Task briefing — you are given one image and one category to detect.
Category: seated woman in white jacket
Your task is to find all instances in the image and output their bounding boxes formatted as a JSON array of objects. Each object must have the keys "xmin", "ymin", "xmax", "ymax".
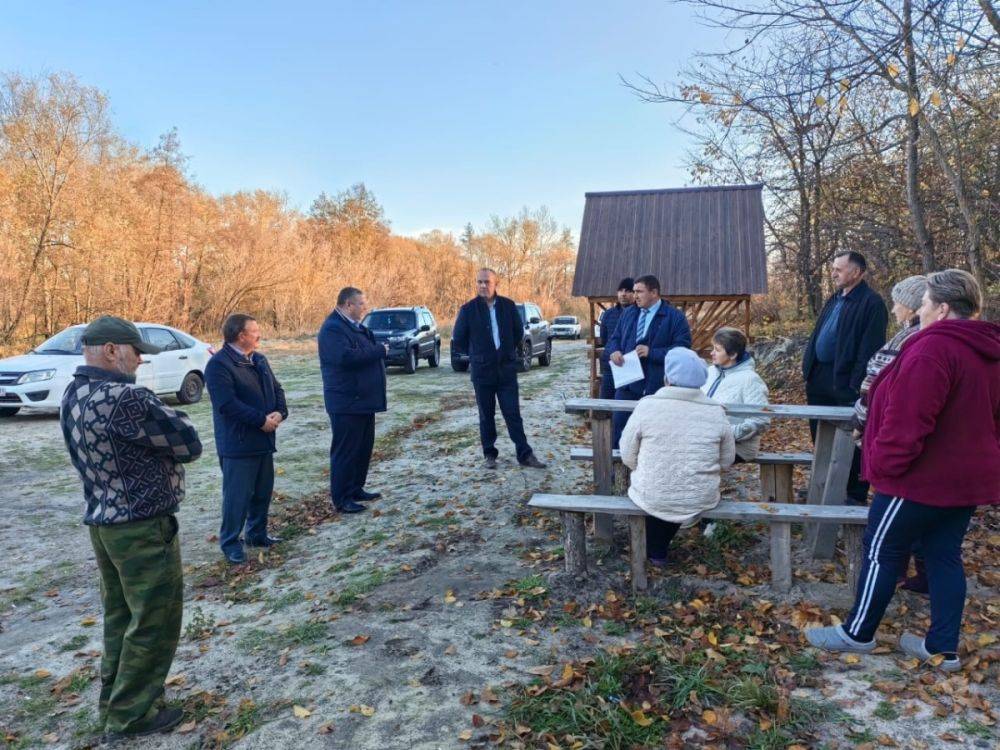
[
  {"xmin": 701, "ymin": 328, "xmax": 770, "ymax": 461},
  {"xmin": 620, "ymin": 347, "xmax": 736, "ymax": 566}
]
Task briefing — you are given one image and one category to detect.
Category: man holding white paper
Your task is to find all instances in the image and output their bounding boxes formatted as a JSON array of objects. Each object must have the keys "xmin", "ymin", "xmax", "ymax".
[{"xmin": 603, "ymin": 275, "xmax": 692, "ymax": 446}]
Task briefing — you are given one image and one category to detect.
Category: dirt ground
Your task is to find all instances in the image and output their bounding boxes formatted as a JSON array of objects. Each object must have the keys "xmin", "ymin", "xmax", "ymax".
[{"xmin": 0, "ymin": 339, "xmax": 996, "ymax": 750}]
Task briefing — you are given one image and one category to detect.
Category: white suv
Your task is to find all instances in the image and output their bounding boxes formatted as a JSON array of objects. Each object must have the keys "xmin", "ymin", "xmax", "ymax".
[
  {"xmin": 0, "ymin": 324, "xmax": 214, "ymax": 417},
  {"xmin": 551, "ymin": 316, "xmax": 582, "ymax": 339}
]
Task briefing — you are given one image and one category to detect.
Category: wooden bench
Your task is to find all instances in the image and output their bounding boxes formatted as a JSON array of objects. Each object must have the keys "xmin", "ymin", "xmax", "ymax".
[
  {"xmin": 529, "ymin": 493, "xmax": 869, "ymax": 595},
  {"xmin": 569, "ymin": 448, "xmax": 812, "ymax": 504}
]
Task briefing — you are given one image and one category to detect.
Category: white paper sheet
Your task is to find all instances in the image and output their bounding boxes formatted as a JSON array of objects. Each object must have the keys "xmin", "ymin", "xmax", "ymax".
[{"xmin": 610, "ymin": 350, "xmax": 644, "ymax": 389}]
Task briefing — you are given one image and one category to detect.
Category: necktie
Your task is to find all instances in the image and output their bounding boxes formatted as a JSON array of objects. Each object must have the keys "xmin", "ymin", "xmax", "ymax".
[{"xmin": 636, "ymin": 308, "xmax": 648, "ymax": 341}]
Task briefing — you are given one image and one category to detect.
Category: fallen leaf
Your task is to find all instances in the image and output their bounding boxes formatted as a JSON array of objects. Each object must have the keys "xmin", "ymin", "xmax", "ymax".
[
  {"xmin": 702, "ymin": 709, "xmax": 718, "ymax": 725},
  {"xmin": 349, "ymin": 635, "xmax": 370, "ymax": 647},
  {"xmin": 293, "ymin": 705, "xmax": 312, "ymax": 718},
  {"xmin": 526, "ymin": 665, "xmax": 555, "ymax": 677},
  {"xmin": 165, "ymin": 673, "xmax": 186, "ymax": 686},
  {"xmin": 444, "ymin": 590, "xmax": 457, "ymax": 604},
  {"xmin": 318, "ymin": 722, "xmax": 335, "ymax": 734},
  {"xmin": 41, "ymin": 733, "xmax": 59, "ymax": 744},
  {"xmin": 80, "ymin": 617, "xmax": 97, "ymax": 627},
  {"xmin": 34, "ymin": 669, "xmax": 52, "ymax": 679},
  {"xmin": 458, "ymin": 729, "xmax": 473, "ymax": 741},
  {"xmin": 976, "ymin": 633, "xmax": 997, "ymax": 647},
  {"xmin": 177, "ymin": 721, "xmax": 197, "ymax": 734}
]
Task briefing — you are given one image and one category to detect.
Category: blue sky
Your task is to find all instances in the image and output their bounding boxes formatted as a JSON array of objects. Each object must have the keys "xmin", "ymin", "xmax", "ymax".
[{"xmin": 2, "ymin": 1, "xmax": 721, "ymax": 237}]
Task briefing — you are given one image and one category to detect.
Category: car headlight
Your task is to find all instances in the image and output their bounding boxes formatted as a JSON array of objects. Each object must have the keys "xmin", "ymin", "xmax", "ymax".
[{"xmin": 17, "ymin": 369, "xmax": 56, "ymax": 384}]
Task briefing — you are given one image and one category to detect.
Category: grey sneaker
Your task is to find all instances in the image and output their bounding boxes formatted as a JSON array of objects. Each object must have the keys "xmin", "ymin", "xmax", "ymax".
[
  {"xmin": 899, "ymin": 632, "xmax": 961, "ymax": 672},
  {"xmin": 804, "ymin": 624, "xmax": 877, "ymax": 654}
]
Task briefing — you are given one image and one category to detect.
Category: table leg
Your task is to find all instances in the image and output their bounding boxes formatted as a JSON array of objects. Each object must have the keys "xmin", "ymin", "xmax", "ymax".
[
  {"xmin": 811, "ymin": 424, "xmax": 856, "ymax": 559},
  {"xmin": 592, "ymin": 414, "xmax": 614, "ymax": 543}
]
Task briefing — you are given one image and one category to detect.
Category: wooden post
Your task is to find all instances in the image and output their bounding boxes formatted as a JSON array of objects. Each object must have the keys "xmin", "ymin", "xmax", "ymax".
[
  {"xmin": 774, "ymin": 465, "xmax": 794, "ymax": 504},
  {"xmin": 770, "ymin": 523, "xmax": 792, "ymax": 592},
  {"xmin": 592, "ymin": 414, "xmax": 615, "ymax": 542},
  {"xmin": 811, "ymin": 425, "xmax": 856, "ymax": 559},
  {"xmin": 561, "ymin": 512, "xmax": 587, "ymax": 575},
  {"xmin": 588, "ymin": 299, "xmax": 598, "ymax": 398},
  {"xmin": 627, "ymin": 516, "xmax": 647, "ymax": 592},
  {"xmin": 804, "ymin": 420, "xmax": 835, "ymax": 547},
  {"xmin": 760, "ymin": 465, "xmax": 777, "ymax": 502},
  {"xmin": 843, "ymin": 524, "xmax": 864, "ymax": 598}
]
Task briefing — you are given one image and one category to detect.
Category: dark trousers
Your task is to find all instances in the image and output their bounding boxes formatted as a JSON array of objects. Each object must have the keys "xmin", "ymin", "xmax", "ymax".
[
  {"xmin": 806, "ymin": 362, "xmax": 868, "ymax": 504},
  {"xmin": 612, "ymin": 382, "xmax": 644, "ymax": 448},
  {"xmin": 472, "ymin": 369, "xmax": 532, "ymax": 462},
  {"xmin": 647, "ymin": 516, "xmax": 681, "ymax": 559},
  {"xmin": 599, "ymin": 366, "xmax": 616, "ymax": 400},
  {"xmin": 843, "ymin": 492, "xmax": 974, "ymax": 655},
  {"xmin": 219, "ymin": 454, "xmax": 274, "ymax": 555},
  {"xmin": 329, "ymin": 412, "xmax": 375, "ymax": 507},
  {"xmin": 90, "ymin": 516, "xmax": 183, "ymax": 733}
]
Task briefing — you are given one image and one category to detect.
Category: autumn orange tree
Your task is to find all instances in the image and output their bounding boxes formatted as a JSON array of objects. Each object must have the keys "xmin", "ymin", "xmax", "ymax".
[{"xmin": 0, "ymin": 72, "xmax": 580, "ymax": 353}]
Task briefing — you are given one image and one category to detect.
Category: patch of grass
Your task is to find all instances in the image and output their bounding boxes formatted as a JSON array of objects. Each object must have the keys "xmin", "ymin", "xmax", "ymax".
[
  {"xmin": 237, "ymin": 620, "xmax": 328, "ymax": 653},
  {"xmin": 226, "ymin": 698, "xmax": 265, "ymax": 739},
  {"xmin": 418, "ymin": 515, "xmax": 457, "ymax": 529},
  {"xmin": 268, "ymin": 589, "xmax": 305, "ymax": 612},
  {"xmin": 301, "ymin": 662, "xmax": 326, "ymax": 676},
  {"xmin": 184, "ymin": 606, "xmax": 216, "ymax": 640},
  {"xmin": 847, "ymin": 726, "xmax": 877, "ymax": 744},
  {"xmin": 958, "ymin": 718, "xmax": 994, "ymax": 740},
  {"xmin": 603, "ymin": 621, "xmax": 629, "ymax": 637},
  {"xmin": 873, "ymin": 700, "xmax": 899, "ymax": 721},
  {"xmin": 727, "ymin": 677, "xmax": 779, "ymax": 713},
  {"xmin": 788, "ymin": 650, "xmax": 822, "ymax": 674},
  {"xmin": 65, "ymin": 670, "xmax": 95, "ymax": 695},
  {"xmin": 325, "ymin": 560, "xmax": 351, "ymax": 574},
  {"xmin": 333, "ymin": 566, "xmax": 397, "ymax": 605},
  {"xmin": 505, "ymin": 649, "xmax": 667, "ymax": 750},
  {"xmin": 59, "ymin": 634, "xmax": 89, "ymax": 652},
  {"xmin": 510, "ymin": 575, "xmax": 547, "ymax": 600},
  {"xmin": 633, "ymin": 596, "xmax": 659, "ymax": 618}
]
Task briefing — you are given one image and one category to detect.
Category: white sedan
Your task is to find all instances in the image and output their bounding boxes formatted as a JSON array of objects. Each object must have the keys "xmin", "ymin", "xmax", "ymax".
[{"xmin": 0, "ymin": 324, "xmax": 215, "ymax": 417}]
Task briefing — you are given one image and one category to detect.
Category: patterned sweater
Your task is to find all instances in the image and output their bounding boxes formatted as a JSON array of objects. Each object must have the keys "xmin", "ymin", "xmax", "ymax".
[
  {"xmin": 853, "ymin": 318, "xmax": 920, "ymax": 432},
  {"xmin": 61, "ymin": 366, "xmax": 203, "ymax": 526}
]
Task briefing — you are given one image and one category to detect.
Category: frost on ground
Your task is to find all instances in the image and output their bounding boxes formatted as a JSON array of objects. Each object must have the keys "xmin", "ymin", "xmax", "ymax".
[{"xmin": 0, "ymin": 339, "xmax": 996, "ymax": 750}]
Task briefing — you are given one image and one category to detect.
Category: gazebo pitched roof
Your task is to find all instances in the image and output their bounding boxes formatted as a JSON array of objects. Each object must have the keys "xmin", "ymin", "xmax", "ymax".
[{"xmin": 572, "ymin": 184, "xmax": 768, "ymax": 298}]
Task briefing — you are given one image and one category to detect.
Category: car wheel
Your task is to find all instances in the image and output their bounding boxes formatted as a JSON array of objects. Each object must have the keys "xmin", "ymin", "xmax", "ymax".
[
  {"xmin": 0, "ymin": 407, "xmax": 20, "ymax": 418},
  {"xmin": 404, "ymin": 347, "xmax": 418, "ymax": 374},
  {"xmin": 538, "ymin": 338, "xmax": 552, "ymax": 367},
  {"xmin": 428, "ymin": 342, "xmax": 441, "ymax": 368},
  {"xmin": 520, "ymin": 343, "xmax": 532, "ymax": 372},
  {"xmin": 176, "ymin": 372, "xmax": 205, "ymax": 404}
]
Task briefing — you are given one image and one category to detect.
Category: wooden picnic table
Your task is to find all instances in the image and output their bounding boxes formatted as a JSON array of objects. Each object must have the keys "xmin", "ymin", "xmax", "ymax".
[{"xmin": 564, "ymin": 397, "xmax": 858, "ymax": 560}]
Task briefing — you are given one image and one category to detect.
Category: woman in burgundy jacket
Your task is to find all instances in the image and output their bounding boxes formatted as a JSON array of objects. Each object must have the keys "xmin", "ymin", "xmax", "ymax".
[{"xmin": 806, "ymin": 269, "xmax": 999, "ymax": 671}]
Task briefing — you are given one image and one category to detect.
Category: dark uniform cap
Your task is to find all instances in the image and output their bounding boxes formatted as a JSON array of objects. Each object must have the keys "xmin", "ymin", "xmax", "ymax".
[{"xmin": 81, "ymin": 316, "xmax": 162, "ymax": 354}]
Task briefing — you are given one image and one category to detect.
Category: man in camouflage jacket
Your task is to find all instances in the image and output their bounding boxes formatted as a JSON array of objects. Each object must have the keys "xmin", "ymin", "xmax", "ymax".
[{"xmin": 60, "ymin": 316, "xmax": 202, "ymax": 740}]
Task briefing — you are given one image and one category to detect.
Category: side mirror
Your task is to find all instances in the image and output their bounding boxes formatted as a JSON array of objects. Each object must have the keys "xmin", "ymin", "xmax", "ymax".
[
  {"xmin": 419, "ymin": 324, "xmax": 430, "ymax": 332},
  {"xmin": 529, "ymin": 317, "xmax": 540, "ymax": 324}
]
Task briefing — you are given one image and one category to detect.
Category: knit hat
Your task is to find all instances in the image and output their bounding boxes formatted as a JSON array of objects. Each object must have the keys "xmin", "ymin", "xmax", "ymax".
[
  {"xmin": 891, "ymin": 275, "xmax": 927, "ymax": 312},
  {"xmin": 617, "ymin": 277, "xmax": 635, "ymax": 292},
  {"xmin": 664, "ymin": 347, "xmax": 708, "ymax": 388}
]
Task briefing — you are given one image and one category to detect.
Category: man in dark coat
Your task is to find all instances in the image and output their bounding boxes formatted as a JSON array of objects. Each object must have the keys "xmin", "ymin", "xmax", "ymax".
[
  {"xmin": 604, "ymin": 274, "xmax": 692, "ymax": 446},
  {"xmin": 318, "ymin": 286, "xmax": 388, "ymax": 514},
  {"xmin": 597, "ymin": 278, "xmax": 635, "ymax": 399},
  {"xmin": 205, "ymin": 314, "xmax": 288, "ymax": 564},
  {"xmin": 452, "ymin": 268, "xmax": 546, "ymax": 470},
  {"xmin": 802, "ymin": 250, "xmax": 888, "ymax": 505}
]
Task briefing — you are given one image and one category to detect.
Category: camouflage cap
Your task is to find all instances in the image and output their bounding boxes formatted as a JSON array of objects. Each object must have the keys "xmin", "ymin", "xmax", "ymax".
[{"xmin": 81, "ymin": 316, "xmax": 162, "ymax": 354}]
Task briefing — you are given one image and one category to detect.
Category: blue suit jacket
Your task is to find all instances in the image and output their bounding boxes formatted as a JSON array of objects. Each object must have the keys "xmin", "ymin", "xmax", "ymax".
[
  {"xmin": 451, "ymin": 295, "xmax": 523, "ymax": 383},
  {"xmin": 604, "ymin": 301, "xmax": 692, "ymax": 396},
  {"xmin": 205, "ymin": 346, "xmax": 288, "ymax": 458},
  {"xmin": 318, "ymin": 311, "xmax": 387, "ymax": 414}
]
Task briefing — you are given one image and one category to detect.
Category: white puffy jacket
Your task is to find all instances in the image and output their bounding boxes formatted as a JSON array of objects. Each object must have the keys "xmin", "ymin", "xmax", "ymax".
[
  {"xmin": 701, "ymin": 356, "xmax": 770, "ymax": 459},
  {"xmin": 619, "ymin": 386, "xmax": 736, "ymax": 525}
]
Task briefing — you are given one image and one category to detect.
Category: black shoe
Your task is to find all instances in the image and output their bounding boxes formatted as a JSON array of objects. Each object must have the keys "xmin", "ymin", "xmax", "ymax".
[
  {"xmin": 245, "ymin": 535, "xmax": 281, "ymax": 548},
  {"xmin": 519, "ymin": 453, "xmax": 547, "ymax": 469},
  {"xmin": 103, "ymin": 707, "xmax": 185, "ymax": 741},
  {"xmin": 335, "ymin": 501, "xmax": 366, "ymax": 514},
  {"xmin": 354, "ymin": 490, "xmax": 381, "ymax": 501},
  {"xmin": 224, "ymin": 549, "xmax": 247, "ymax": 564},
  {"xmin": 484, "ymin": 456, "xmax": 498, "ymax": 470}
]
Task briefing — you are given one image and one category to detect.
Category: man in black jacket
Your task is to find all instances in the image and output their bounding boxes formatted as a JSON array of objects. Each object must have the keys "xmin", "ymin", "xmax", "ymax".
[
  {"xmin": 205, "ymin": 314, "xmax": 288, "ymax": 564},
  {"xmin": 802, "ymin": 251, "xmax": 888, "ymax": 504},
  {"xmin": 318, "ymin": 287, "xmax": 388, "ymax": 514},
  {"xmin": 452, "ymin": 269, "xmax": 546, "ymax": 470},
  {"xmin": 597, "ymin": 278, "xmax": 634, "ymax": 399}
]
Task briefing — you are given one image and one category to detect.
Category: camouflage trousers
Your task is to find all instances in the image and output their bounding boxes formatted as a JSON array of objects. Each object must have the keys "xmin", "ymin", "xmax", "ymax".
[{"xmin": 89, "ymin": 514, "xmax": 183, "ymax": 734}]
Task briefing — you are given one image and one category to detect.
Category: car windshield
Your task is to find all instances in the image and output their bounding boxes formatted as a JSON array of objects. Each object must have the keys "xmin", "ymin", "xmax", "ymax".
[
  {"xmin": 554, "ymin": 317, "xmax": 576, "ymax": 324},
  {"xmin": 34, "ymin": 327, "xmax": 85, "ymax": 354},
  {"xmin": 365, "ymin": 311, "xmax": 416, "ymax": 330},
  {"xmin": 516, "ymin": 305, "xmax": 526, "ymax": 323}
]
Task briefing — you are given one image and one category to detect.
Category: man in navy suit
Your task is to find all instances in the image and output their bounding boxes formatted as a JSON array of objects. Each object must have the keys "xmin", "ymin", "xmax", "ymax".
[
  {"xmin": 205, "ymin": 314, "xmax": 288, "ymax": 564},
  {"xmin": 452, "ymin": 268, "xmax": 546, "ymax": 470},
  {"xmin": 318, "ymin": 287, "xmax": 388, "ymax": 514},
  {"xmin": 604, "ymin": 274, "xmax": 692, "ymax": 446}
]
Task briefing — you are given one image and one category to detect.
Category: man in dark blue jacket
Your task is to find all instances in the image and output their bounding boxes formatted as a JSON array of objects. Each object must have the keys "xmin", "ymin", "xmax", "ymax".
[
  {"xmin": 318, "ymin": 286, "xmax": 388, "ymax": 514},
  {"xmin": 802, "ymin": 251, "xmax": 887, "ymax": 504},
  {"xmin": 597, "ymin": 278, "xmax": 635, "ymax": 399},
  {"xmin": 604, "ymin": 275, "xmax": 692, "ymax": 446},
  {"xmin": 452, "ymin": 268, "xmax": 546, "ymax": 470},
  {"xmin": 205, "ymin": 314, "xmax": 288, "ymax": 564}
]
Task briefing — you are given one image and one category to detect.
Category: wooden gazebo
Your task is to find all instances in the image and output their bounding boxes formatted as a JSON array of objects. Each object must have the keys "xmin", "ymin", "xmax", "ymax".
[{"xmin": 572, "ymin": 184, "xmax": 768, "ymax": 397}]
